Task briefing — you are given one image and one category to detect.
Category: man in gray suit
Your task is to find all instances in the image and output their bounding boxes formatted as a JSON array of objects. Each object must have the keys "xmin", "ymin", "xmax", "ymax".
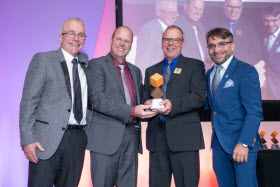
[
  {"xmin": 87, "ymin": 26, "xmax": 156, "ymax": 187},
  {"xmin": 175, "ymin": 0, "xmax": 212, "ymax": 71},
  {"xmin": 20, "ymin": 18, "xmax": 88, "ymax": 187},
  {"xmin": 135, "ymin": 0, "xmax": 179, "ymax": 77}
]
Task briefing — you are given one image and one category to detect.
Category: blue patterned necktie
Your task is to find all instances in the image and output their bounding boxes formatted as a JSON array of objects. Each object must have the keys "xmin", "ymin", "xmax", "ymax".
[
  {"xmin": 211, "ymin": 65, "xmax": 223, "ymax": 97},
  {"xmin": 159, "ymin": 60, "xmax": 172, "ymax": 120},
  {"xmin": 72, "ymin": 58, "xmax": 83, "ymax": 124},
  {"xmin": 162, "ymin": 61, "xmax": 173, "ymax": 99}
]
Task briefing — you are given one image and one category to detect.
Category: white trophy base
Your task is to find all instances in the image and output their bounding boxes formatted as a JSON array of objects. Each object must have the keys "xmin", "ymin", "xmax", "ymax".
[{"xmin": 151, "ymin": 98, "xmax": 165, "ymax": 110}]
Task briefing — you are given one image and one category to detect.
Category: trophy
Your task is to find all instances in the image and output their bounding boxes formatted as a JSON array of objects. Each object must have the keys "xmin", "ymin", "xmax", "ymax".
[
  {"xmin": 259, "ymin": 131, "xmax": 268, "ymax": 150},
  {"xmin": 271, "ymin": 131, "xmax": 280, "ymax": 150},
  {"xmin": 150, "ymin": 73, "xmax": 165, "ymax": 109}
]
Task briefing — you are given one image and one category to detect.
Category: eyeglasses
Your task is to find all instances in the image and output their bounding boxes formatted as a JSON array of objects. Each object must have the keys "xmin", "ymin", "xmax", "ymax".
[
  {"xmin": 61, "ymin": 31, "xmax": 86, "ymax": 40},
  {"xmin": 263, "ymin": 17, "xmax": 280, "ymax": 24},
  {"xmin": 162, "ymin": 38, "xmax": 183, "ymax": 44},
  {"xmin": 226, "ymin": 4, "xmax": 242, "ymax": 11},
  {"xmin": 207, "ymin": 41, "xmax": 233, "ymax": 50},
  {"xmin": 160, "ymin": 10, "xmax": 179, "ymax": 16}
]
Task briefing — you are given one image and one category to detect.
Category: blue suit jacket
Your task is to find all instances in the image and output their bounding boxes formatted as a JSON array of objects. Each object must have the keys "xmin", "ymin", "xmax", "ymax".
[
  {"xmin": 265, "ymin": 34, "xmax": 280, "ymax": 99},
  {"xmin": 205, "ymin": 57, "xmax": 263, "ymax": 154}
]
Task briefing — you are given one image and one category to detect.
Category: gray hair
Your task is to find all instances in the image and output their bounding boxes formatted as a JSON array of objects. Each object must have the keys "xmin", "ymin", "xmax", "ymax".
[
  {"xmin": 60, "ymin": 17, "xmax": 86, "ymax": 34},
  {"xmin": 164, "ymin": 25, "xmax": 184, "ymax": 41},
  {"xmin": 156, "ymin": 0, "xmax": 177, "ymax": 10}
]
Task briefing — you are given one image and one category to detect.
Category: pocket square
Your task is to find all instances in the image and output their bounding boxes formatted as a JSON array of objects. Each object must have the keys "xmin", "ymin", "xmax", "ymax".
[
  {"xmin": 223, "ymin": 79, "xmax": 234, "ymax": 88},
  {"xmin": 276, "ymin": 46, "xmax": 280, "ymax": 53}
]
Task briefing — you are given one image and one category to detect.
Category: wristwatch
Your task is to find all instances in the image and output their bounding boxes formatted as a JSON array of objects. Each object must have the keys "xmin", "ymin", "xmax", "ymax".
[{"xmin": 239, "ymin": 143, "xmax": 248, "ymax": 148}]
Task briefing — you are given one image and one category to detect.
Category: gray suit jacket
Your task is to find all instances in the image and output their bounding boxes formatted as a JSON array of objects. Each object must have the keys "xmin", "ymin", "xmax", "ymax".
[
  {"xmin": 86, "ymin": 54, "xmax": 143, "ymax": 155},
  {"xmin": 20, "ymin": 48, "xmax": 89, "ymax": 159},
  {"xmin": 135, "ymin": 18, "xmax": 165, "ymax": 78}
]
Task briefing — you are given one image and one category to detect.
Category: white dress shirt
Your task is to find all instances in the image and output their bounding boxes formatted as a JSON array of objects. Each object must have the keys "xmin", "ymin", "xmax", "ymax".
[{"xmin": 61, "ymin": 48, "xmax": 87, "ymax": 125}]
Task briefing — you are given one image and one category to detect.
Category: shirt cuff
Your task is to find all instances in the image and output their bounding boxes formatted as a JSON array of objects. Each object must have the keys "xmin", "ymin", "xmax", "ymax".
[{"xmin": 130, "ymin": 106, "xmax": 136, "ymax": 117}]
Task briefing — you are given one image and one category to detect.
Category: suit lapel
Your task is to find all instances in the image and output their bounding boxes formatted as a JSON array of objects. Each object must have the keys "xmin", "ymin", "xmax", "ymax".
[
  {"xmin": 168, "ymin": 56, "xmax": 187, "ymax": 84},
  {"xmin": 127, "ymin": 63, "xmax": 140, "ymax": 104},
  {"xmin": 57, "ymin": 49, "xmax": 72, "ymax": 99},
  {"xmin": 269, "ymin": 34, "xmax": 280, "ymax": 59},
  {"xmin": 213, "ymin": 57, "xmax": 237, "ymax": 104},
  {"xmin": 105, "ymin": 54, "xmax": 126, "ymax": 99},
  {"xmin": 207, "ymin": 66, "xmax": 214, "ymax": 108}
]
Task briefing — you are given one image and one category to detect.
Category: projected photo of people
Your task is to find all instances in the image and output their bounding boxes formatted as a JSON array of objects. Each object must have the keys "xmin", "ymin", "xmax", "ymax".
[{"xmin": 123, "ymin": 0, "xmax": 280, "ymax": 100}]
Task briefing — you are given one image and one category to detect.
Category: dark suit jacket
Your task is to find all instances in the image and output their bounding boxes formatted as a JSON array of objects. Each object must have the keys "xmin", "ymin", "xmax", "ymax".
[
  {"xmin": 143, "ymin": 55, "xmax": 206, "ymax": 152},
  {"xmin": 213, "ymin": 16, "xmax": 262, "ymax": 66},
  {"xmin": 175, "ymin": 15, "xmax": 212, "ymax": 71},
  {"xmin": 20, "ymin": 48, "xmax": 89, "ymax": 159},
  {"xmin": 86, "ymin": 53, "xmax": 143, "ymax": 155},
  {"xmin": 135, "ymin": 18, "xmax": 165, "ymax": 78},
  {"xmin": 205, "ymin": 57, "xmax": 263, "ymax": 154},
  {"xmin": 263, "ymin": 34, "xmax": 280, "ymax": 100}
]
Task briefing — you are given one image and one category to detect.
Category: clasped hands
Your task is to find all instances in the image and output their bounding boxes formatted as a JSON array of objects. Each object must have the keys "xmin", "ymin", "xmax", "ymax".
[{"xmin": 135, "ymin": 99, "xmax": 172, "ymax": 119}]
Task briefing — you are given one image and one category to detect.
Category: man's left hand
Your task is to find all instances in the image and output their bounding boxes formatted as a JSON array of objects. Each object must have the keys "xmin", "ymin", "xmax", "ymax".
[
  {"xmin": 232, "ymin": 143, "xmax": 249, "ymax": 163},
  {"xmin": 155, "ymin": 99, "xmax": 172, "ymax": 115}
]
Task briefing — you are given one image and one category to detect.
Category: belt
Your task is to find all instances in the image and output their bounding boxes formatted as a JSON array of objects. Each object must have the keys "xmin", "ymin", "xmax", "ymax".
[{"xmin": 67, "ymin": 125, "xmax": 86, "ymax": 130}]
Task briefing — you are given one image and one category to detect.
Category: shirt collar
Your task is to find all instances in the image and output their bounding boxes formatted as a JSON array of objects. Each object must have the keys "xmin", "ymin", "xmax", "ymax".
[
  {"xmin": 271, "ymin": 27, "xmax": 280, "ymax": 39},
  {"xmin": 110, "ymin": 53, "xmax": 128, "ymax": 69},
  {"xmin": 158, "ymin": 19, "xmax": 168, "ymax": 31},
  {"xmin": 164, "ymin": 54, "xmax": 181, "ymax": 65},
  {"xmin": 61, "ymin": 48, "xmax": 78, "ymax": 62}
]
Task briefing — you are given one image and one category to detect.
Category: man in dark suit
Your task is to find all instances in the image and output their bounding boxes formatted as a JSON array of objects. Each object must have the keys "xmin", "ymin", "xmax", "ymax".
[
  {"xmin": 20, "ymin": 18, "xmax": 89, "ymax": 186},
  {"xmin": 205, "ymin": 28, "xmax": 263, "ymax": 187},
  {"xmin": 143, "ymin": 25, "xmax": 206, "ymax": 187},
  {"xmin": 86, "ymin": 26, "xmax": 156, "ymax": 187},
  {"xmin": 215, "ymin": 0, "xmax": 262, "ymax": 66},
  {"xmin": 175, "ymin": 0, "xmax": 212, "ymax": 71},
  {"xmin": 135, "ymin": 0, "xmax": 179, "ymax": 77},
  {"xmin": 261, "ymin": 4, "xmax": 280, "ymax": 100}
]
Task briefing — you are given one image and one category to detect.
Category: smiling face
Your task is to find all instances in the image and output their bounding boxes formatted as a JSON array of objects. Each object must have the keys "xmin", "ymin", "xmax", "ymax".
[
  {"xmin": 110, "ymin": 27, "xmax": 133, "ymax": 63},
  {"xmin": 225, "ymin": 0, "xmax": 243, "ymax": 21},
  {"xmin": 156, "ymin": 0, "xmax": 179, "ymax": 26},
  {"xmin": 263, "ymin": 14, "xmax": 280, "ymax": 34},
  {"xmin": 207, "ymin": 36, "xmax": 235, "ymax": 65},
  {"xmin": 59, "ymin": 20, "xmax": 85, "ymax": 57},
  {"xmin": 185, "ymin": 0, "xmax": 204, "ymax": 23},
  {"xmin": 162, "ymin": 27, "xmax": 184, "ymax": 61}
]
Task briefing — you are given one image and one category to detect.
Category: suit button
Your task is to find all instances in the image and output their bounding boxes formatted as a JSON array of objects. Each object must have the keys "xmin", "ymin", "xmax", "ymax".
[
  {"xmin": 68, "ymin": 109, "xmax": 71, "ymax": 112},
  {"xmin": 62, "ymin": 127, "xmax": 65, "ymax": 131},
  {"xmin": 214, "ymin": 112, "xmax": 217, "ymax": 115}
]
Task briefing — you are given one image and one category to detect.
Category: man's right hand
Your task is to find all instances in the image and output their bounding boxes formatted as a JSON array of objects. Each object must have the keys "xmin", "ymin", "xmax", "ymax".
[
  {"xmin": 135, "ymin": 104, "xmax": 157, "ymax": 119},
  {"xmin": 22, "ymin": 142, "xmax": 45, "ymax": 163}
]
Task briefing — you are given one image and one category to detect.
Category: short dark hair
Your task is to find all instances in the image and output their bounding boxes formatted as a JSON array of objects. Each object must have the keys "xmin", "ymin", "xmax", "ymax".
[
  {"xmin": 206, "ymin": 28, "xmax": 233, "ymax": 43},
  {"xmin": 261, "ymin": 4, "xmax": 280, "ymax": 17},
  {"xmin": 164, "ymin": 25, "xmax": 184, "ymax": 41}
]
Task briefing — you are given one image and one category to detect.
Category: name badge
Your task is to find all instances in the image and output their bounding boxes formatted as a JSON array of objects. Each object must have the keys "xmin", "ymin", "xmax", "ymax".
[{"xmin": 174, "ymin": 68, "xmax": 182, "ymax": 74}]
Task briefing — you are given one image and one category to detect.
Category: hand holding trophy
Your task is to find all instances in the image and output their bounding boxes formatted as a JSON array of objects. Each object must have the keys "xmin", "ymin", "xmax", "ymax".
[{"xmin": 150, "ymin": 73, "xmax": 165, "ymax": 109}]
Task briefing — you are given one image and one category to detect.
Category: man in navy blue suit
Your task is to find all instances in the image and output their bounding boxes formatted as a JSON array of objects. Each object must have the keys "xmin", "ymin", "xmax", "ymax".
[
  {"xmin": 205, "ymin": 28, "xmax": 263, "ymax": 187},
  {"xmin": 261, "ymin": 4, "xmax": 280, "ymax": 100}
]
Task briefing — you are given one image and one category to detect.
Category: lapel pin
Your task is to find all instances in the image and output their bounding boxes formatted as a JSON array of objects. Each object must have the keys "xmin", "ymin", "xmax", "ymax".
[
  {"xmin": 174, "ymin": 68, "xmax": 182, "ymax": 74},
  {"xmin": 226, "ymin": 75, "xmax": 228, "ymax": 78}
]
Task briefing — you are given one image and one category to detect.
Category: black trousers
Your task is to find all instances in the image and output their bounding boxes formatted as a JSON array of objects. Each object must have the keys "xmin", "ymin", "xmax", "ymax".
[
  {"xmin": 149, "ymin": 125, "xmax": 200, "ymax": 187},
  {"xmin": 28, "ymin": 128, "xmax": 87, "ymax": 187}
]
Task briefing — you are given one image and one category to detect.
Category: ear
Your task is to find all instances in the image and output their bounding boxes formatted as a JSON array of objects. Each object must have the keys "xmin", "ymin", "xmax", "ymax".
[
  {"xmin": 59, "ymin": 34, "xmax": 63, "ymax": 44},
  {"xmin": 231, "ymin": 41, "xmax": 235, "ymax": 52}
]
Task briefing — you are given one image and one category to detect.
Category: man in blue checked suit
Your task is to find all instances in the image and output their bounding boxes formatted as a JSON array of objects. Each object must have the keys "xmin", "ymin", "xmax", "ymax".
[{"xmin": 205, "ymin": 28, "xmax": 263, "ymax": 187}]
